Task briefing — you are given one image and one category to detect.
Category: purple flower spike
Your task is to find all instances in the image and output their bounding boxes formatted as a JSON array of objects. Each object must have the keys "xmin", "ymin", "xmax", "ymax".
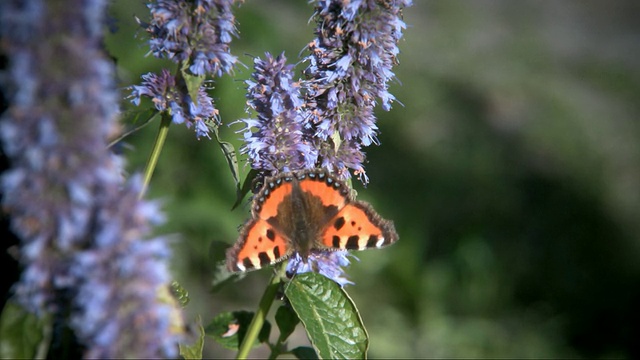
[
  {"xmin": 315, "ymin": 138, "xmax": 368, "ymax": 183},
  {"xmin": 237, "ymin": 52, "xmax": 317, "ymax": 175},
  {"xmin": 145, "ymin": 0, "xmax": 238, "ymax": 77},
  {"xmin": 0, "ymin": 0, "xmax": 182, "ymax": 357},
  {"xmin": 129, "ymin": 69, "xmax": 219, "ymax": 138},
  {"xmin": 304, "ymin": 0, "xmax": 411, "ymax": 183}
]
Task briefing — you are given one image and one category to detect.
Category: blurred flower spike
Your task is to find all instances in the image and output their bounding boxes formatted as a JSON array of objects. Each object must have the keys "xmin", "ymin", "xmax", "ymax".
[
  {"xmin": 129, "ymin": 69, "xmax": 219, "ymax": 138},
  {"xmin": 0, "ymin": 0, "xmax": 183, "ymax": 357},
  {"xmin": 144, "ymin": 0, "xmax": 238, "ymax": 77}
]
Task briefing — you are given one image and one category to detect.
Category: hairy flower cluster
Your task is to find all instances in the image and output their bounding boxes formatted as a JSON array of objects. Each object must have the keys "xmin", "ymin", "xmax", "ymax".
[
  {"xmin": 145, "ymin": 0, "xmax": 238, "ymax": 76},
  {"xmin": 315, "ymin": 138, "xmax": 366, "ymax": 181},
  {"xmin": 304, "ymin": 0, "xmax": 411, "ymax": 183},
  {"xmin": 237, "ymin": 52, "xmax": 317, "ymax": 175},
  {"xmin": 0, "ymin": 0, "xmax": 181, "ymax": 357},
  {"xmin": 129, "ymin": 69, "xmax": 218, "ymax": 138}
]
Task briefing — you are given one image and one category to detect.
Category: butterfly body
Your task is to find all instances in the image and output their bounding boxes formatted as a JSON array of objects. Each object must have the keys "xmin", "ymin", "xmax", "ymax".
[{"xmin": 226, "ymin": 169, "xmax": 398, "ymax": 272}]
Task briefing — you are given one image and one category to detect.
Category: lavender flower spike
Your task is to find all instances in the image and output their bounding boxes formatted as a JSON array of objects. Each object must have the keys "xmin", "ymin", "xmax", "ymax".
[
  {"xmin": 129, "ymin": 69, "xmax": 219, "ymax": 139},
  {"xmin": 237, "ymin": 52, "xmax": 318, "ymax": 175},
  {"xmin": 304, "ymin": 0, "xmax": 411, "ymax": 183},
  {"xmin": 145, "ymin": 0, "xmax": 238, "ymax": 77},
  {"xmin": 1, "ymin": 0, "xmax": 182, "ymax": 357}
]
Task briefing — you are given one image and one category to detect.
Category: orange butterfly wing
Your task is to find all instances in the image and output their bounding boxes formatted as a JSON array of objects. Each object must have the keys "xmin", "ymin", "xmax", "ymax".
[
  {"xmin": 228, "ymin": 218, "xmax": 290, "ymax": 272},
  {"xmin": 226, "ymin": 170, "xmax": 399, "ymax": 272},
  {"xmin": 226, "ymin": 178, "xmax": 296, "ymax": 272},
  {"xmin": 322, "ymin": 201, "xmax": 398, "ymax": 250},
  {"xmin": 298, "ymin": 175, "xmax": 348, "ymax": 210}
]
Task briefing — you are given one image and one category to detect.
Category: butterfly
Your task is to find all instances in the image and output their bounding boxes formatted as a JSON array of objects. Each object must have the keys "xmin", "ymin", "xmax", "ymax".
[{"xmin": 226, "ymin": 169, "xmax": 398, "ymax": 272}]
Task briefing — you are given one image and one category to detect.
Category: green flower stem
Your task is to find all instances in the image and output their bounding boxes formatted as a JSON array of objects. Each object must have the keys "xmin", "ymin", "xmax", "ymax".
[
  {"xmin": 236, "ymin": 270, "xmax": 284, "ymax": 359},
  {"xmin": 139, "ymin": 112, "xmax": 171, "ymax": 199}
]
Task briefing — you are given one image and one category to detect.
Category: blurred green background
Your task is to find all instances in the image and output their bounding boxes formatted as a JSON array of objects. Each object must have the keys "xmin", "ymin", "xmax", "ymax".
[{"xmin": 106, "ymin": 1, "xmax": 640, "ymax": 358}]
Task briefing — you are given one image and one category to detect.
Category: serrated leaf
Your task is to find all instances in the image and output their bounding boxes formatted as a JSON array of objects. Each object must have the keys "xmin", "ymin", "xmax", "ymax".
[
  {"xmin": 291, "ymin": 346, "xmax": 319, "ymax": 359},
  {"xmin": 179, "ymin": 315, "xmax": 204, "ymax": 359},
  {"xmin": 205, "ymin": 311, "xmax": 271, "ymax": 350},
  {"xmin": 285, "ymin": 272, "xmax": 369, "ymax": 359},
  {"xmin": 0, "ymin": 301, "xmax": 46, "ymax": 359},
  {"xmin": 275, "ymin": 305, "xmax": 299, "ymax": 342}
]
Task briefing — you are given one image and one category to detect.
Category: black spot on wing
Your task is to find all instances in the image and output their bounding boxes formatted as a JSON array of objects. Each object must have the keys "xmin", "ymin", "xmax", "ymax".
[
  {"xmin": 242, "ymin": 258, "xmax": 254, "ymax": 270},
  {"xmin": 346, "ymin": 235, "xmax": 360, "ymax": 249},
  {"xmin": 266, "ymin": 228, "xmax": 276, "ymax": 241},
  {"xmin": 334, "ymin": 217, "xmax": 345, "ymax": 230},
  {"xmin": 325, "ymin": 205, "xmax": 340, "ymax": 218},
  {"xmin": 258, "ymin": 252, "xmax": 271, "ymax": 266},
  {"xmin": 367, "ymin": 235, "xmax": 379, "ymax": 248},
  {"xmin": 332, "ymin": 235, "xmax": 340, "ymax": 248}
]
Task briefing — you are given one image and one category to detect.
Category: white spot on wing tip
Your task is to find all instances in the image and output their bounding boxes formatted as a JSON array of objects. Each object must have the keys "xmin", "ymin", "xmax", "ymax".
[
  {"xmin": 376, "ymin": 237, "xmax": 385, "ymax": 248},
  {"xmin": 237, "ymin": 263, "xmax": 246, "ymax": 272}
]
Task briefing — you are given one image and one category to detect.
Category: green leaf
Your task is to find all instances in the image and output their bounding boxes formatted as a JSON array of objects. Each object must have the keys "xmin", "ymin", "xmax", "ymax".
[
  {"xmin": 205, "ymin": 311, "xmax": 271, "ymax": 350},
  {"xmin": 179, "ymin": 315, "xmax": 204, "ymax": 359},
  {"xmin": 124, "ymin": 107, "xmax": 157, "ymax": 126},
  {"xmin": 291, "ymin": 346, "xmax": 319, "ymax": 359},
  {"xmin": 210, "ymin": 271, "xmax": 242, "ymax": 293},
  {"xmin": 181, "ymin": 69, "xmax": 205, "ymax": 105},
  {"xmin": 208, "ymin": 240, "xmax": 240, "ymax": 291},
  {"xmin": 212, "ymin": 127, "xmax": 241, "ymax": 199},
  {"xmin": 285, "ymin": 272, "xmax": 369, "ymax": 359},
  {"xmin": 209, "ymin": 240, "xmax": 230, "ymax": 264},
  {"xmin": 170, "ymin": 280, "xmax": 190, "ymax": 308},
  {"xmin": 0, "ymin": 301, "xmax": 46, "ymax": 359},
  {"xmin": 231, "ymin": 168, "xmax": 259, "ymax": 211},
  {"xmin": 275, "ymin": 305, "xmax": 299, "ymax": 342},
  {"xmin": 108, "ymin": 109, "xmax": 159, "ymax": 148},
  {"xmin": 330, "ymin": 130, "xmax": 342, "ymax": 153}
]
